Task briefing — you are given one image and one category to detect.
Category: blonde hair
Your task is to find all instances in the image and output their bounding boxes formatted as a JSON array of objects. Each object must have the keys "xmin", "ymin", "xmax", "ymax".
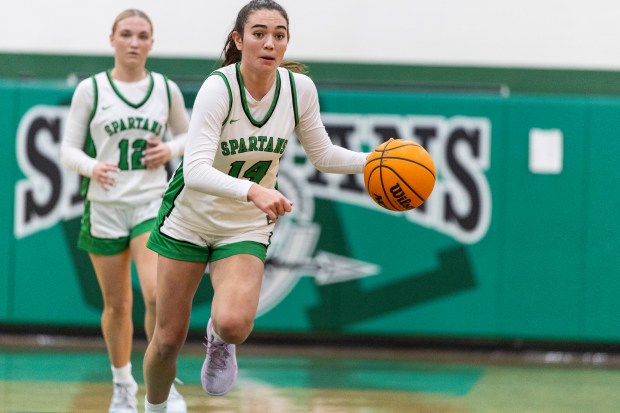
[{"xmin": 111, "ymin": 9, "xmax": 153, "ymax": 35}]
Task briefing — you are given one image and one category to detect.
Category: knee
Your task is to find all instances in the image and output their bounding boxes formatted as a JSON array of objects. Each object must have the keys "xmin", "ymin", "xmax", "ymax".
[
  {"xmin": 214, "ymin": 314, "xmax": 254, "ymax": 344},
  {"xmin": 151, "ymin": 333, "xmax": 184, "ymax": 360},
  {"xmin": 142, "ymin": 292, "xmax": 156, "ymax": 314},
  {"xmin": 103, "ymin": 297, "xmax": 132, "ymax": 317}
]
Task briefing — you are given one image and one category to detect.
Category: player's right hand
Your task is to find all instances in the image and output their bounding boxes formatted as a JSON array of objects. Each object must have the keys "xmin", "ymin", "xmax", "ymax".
[
  {"xmin": 247, "ymin": 184, "xmax": 293, "ymax": 224},
  {"xmin": 92, "ymin": 162, "xmax": 120, "ymax": 191}
]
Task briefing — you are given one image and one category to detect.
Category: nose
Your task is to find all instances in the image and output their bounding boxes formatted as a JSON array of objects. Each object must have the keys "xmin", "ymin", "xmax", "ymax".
[
  {"xmin": 129, "ymin": 35, "xmax": 139, "ymax": 47},
  {"xmin": 264, "ymin": 35, "xmax": 274, "ymax": 49}
]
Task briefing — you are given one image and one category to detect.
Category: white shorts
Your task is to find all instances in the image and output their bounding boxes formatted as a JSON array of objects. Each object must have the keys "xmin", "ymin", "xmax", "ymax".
[
  {"xmin": 160, "ymin": 212, "xmax": 273, "ymax": 247},
  {"xmin": 146, "ymin": 212, "xmax": 272, "ymax": 263},
  {"xmin": 78, "ymin": 198, "xmax": 162, "ymax": 255}
]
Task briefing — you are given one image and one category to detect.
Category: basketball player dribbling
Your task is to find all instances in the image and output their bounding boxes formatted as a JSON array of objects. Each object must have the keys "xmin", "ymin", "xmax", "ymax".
[{"xmin": 141, "ymin": 1, "xmax": 372, "ymax": 411}]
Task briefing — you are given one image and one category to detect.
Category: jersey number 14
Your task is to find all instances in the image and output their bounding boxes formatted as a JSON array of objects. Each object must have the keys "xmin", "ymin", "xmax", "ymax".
[{"xmin": 228, "ymin": 160, "xmax": 272, "ymax": 184}]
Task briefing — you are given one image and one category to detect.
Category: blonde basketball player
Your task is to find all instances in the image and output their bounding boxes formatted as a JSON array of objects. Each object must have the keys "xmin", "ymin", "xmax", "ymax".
[
  {"xmin": 60, "ymin": 9, "xmax": 188, "ymax": 413},
  {"xmin": 142, "ymin": 0, "xmax": 369, "ymax": 411}
]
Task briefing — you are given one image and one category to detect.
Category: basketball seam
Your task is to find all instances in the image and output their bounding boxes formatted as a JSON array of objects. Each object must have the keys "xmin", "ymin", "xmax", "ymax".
[
  {"xmin": 379, "ymin": 165, "xmax": 426, "ymax": 203},
  {"xmin": 378, "ymin": 151, "xmax": 399, "ymax": 210},
  {"xmin": 365, "ymin": 139, "xmax": 434, "ymax": 211},
  {"xmin": 373, "ymin": 156, "xmax": 436, "ymax": 178}
]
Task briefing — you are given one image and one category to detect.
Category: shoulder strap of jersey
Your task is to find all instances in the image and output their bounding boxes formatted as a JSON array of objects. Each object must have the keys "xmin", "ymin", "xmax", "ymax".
[
  {"xmin": 209, "ymin": 71, "xmax": 233, "ymax": 126},
  {"xmin": 89, "ymin": 75, "xmax": 99, "ymax": 122},
  {"xmin": 163, "ymin": 74, "xmax": 172, "ymax": 111},
  {"xmin": 288, "ymin": 70, "xmax": 299, "ymax": 128}
]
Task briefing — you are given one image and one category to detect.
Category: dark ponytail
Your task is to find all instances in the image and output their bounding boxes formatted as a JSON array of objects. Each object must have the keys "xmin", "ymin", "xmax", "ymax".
[{"xmin": 221, "ymin": 30, "xmax": 242, "ymax": 67}]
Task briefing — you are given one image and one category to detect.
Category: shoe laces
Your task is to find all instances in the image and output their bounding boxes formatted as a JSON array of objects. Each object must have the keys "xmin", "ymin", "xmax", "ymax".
[{"xmin": 204, "ymin": 337, "xmax": 232, "ymax": 371}]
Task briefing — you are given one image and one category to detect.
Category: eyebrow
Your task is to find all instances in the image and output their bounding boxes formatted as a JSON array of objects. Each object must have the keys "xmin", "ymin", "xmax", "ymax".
[
  {"xmin": 119, "ymin": 28, "xmax": 150, "ymax": 34},
  {"xmin": 250, "ymin": 23, "xmax": 287, "ymax": 30}
]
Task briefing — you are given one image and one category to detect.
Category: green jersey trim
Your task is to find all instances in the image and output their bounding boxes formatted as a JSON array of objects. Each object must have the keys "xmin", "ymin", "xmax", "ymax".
[
  {"xmin": 235, "ymin": 62, "xmax": 281, "ymax": 127},
  {"xmin": 210, "ymin": 71, "xmax": 233, "ymax": 126},
  {"xmin": 105, "ymin": 69, "xmax": 154, "ymax": 109},
  {"xmin": 157, "ymin": 163, "xmax": 186, "ymax": 227},
  {"xmin": 163, "ymin": 74, "xmax": 172, "ymax": 111},
  {"xmin": 288, "ymin": 70, "xmax": 299, "ymax": 128},
  {"xmin": 89, "ymin": 76, "xmax": 99, "ymax": 120}
]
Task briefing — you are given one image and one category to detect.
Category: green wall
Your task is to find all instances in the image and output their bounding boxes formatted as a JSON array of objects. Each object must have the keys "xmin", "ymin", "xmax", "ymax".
[
  {"xmin": 3, "ymin": 52, "xmax": 620, "ymax": 97},
  {"xmin": 3, "ymin": 77, "xmax": 620, "ymax": 344}
]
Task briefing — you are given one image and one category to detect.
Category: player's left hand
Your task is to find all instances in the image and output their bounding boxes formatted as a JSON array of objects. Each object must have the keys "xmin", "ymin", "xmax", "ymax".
[{"xmin": 143, "ymin": 135, "xmax": 171, "ymax": 169}]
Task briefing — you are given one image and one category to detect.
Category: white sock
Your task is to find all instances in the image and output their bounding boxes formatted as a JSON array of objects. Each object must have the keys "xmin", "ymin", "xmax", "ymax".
[
  {"xmin": 212, "ymin": 328, "xmax": 226, "ymax": 344},
  {"xmin": 111, "ymin": 362, "xmax": 134, "ymax": 384},
  {"xmin": 145, "ymin": 397, "xmax": 167, "ymax": 413}
]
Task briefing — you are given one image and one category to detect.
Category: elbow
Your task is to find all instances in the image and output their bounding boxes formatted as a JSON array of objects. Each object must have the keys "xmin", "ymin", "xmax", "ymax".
[
  {"xmin": 314, "ymin": 165, "xmax": 330, "ymax": 174},
  {"xmin": 59, "ymin": 147, "xmax": 71, "ymax": 169},
  {"xmin": 310, "ymin": 158, "xmax": 331, "ymax": 173},
  {"xmin": 183, "ymin": 165, "xmax": 205, "ymax": 192},
  {"xmin": 183, "ymin": 170, "xmax": 199, "ymax": 191}
]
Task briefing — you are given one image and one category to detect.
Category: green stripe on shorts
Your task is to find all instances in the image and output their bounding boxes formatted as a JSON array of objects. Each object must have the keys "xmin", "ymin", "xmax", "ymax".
[
  {"xmin": 210, "ymin": 241, "xmax": 267, "ymax": 262},
  {"xmin": 147, "ymin": 229, "xmax": 267, "ymax": 263}
]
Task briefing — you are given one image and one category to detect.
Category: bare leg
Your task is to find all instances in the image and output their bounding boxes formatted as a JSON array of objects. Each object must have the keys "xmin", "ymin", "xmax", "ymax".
[
  {"xmin": 131, "ymin": 232, "xmax": 157, "ymax": 342},
  {"xmin": 209, "ymin": 254, "xmax": 264, "ymax": 344},
  {"xmin": 90, "ymin": 251, "xmax": 133, "ymax": 367},
  {"xmin": 143, "ymin": 256, "xmax": 206, "ymax": 404}
]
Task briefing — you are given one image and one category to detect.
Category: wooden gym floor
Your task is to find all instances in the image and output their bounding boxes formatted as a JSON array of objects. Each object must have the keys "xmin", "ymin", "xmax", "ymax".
[{"xmin": 1, "ymin": 333, "xmax": 620, "ymax": 413}]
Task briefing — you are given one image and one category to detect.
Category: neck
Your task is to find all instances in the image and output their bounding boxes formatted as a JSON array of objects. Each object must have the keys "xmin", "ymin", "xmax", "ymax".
[
  {"xmin": 111, "ymin": 66, "xmax": 148, "ymax": 82},
  {"xmin": 239, "ymin": 63, "xmax": 276, "ymax": 101}
]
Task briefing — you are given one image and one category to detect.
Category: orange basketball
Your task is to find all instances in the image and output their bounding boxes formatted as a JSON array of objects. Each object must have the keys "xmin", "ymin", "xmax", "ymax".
[{"xmin": 364, "ymin": 139, "xmax": 436, "ymax": 211}]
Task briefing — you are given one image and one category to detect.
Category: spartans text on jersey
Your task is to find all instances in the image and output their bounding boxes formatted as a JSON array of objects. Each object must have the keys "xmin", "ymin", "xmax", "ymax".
[
  {"xmin": 221, "ymin": 136, "xmax": 288, "ymax": 156},
  {"xmin": 104, "ymin": 117, "xmax": 164, "ymax": 137}
]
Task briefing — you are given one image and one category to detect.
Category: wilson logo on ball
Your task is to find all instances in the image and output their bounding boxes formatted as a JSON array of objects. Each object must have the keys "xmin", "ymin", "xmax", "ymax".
[{"xmin": 363, "ymin": 139, "xmax": 436, "ymax": 211}]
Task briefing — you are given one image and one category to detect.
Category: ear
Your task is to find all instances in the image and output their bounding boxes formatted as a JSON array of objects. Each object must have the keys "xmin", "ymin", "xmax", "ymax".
[
  {"xmin": 232, "ymin": 31, "xmax": 242, "ymax": 51},
  {"xmin": 109, "ymin": 33, "xmax": 114, "ymax": 47}
]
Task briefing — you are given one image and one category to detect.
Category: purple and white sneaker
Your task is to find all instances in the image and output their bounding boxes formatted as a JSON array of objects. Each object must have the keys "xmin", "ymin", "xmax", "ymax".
[{"xmin": 200, "ymin": 318, "xmax": 238, "ymax": 396}]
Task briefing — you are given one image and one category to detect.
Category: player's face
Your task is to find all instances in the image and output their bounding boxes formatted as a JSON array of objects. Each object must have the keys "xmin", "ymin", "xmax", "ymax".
[
  {"xmin": 110, "ymin": 16, "xmax": 153, "ymax": 70},
  {"xmin": 234, "ymin": 9, "xmax": 288, "ymax": 74}
]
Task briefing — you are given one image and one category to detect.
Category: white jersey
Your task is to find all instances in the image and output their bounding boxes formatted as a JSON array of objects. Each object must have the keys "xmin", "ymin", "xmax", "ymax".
[
  {"xmin": 83, "ymin": 71, "xmax": 172, "ymax": 205},
  {"xmin": 161, "ymin": 63, "xmax": 367, "ymax": 241}
]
